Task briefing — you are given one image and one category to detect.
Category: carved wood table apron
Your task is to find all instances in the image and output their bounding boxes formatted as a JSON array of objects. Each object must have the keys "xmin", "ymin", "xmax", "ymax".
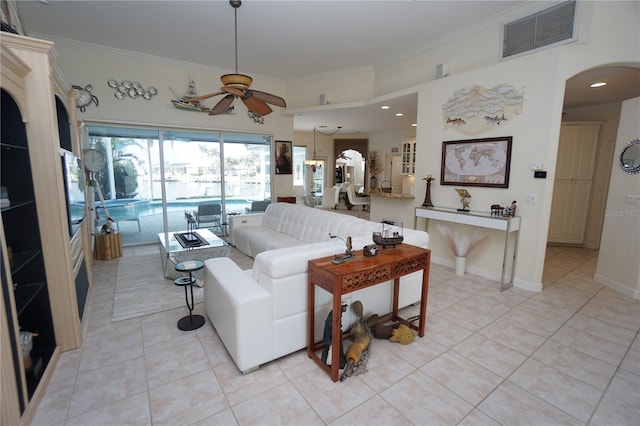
[{"xmin": 307, "ymin": 244, "xmax": 431, "ymax": 382}]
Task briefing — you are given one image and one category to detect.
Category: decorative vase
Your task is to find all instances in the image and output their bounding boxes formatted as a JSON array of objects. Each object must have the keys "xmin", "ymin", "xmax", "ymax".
[
  {"xmin": 370, "ymin": 176, "xmax": 377, "ymax": 190},
  {"xmin": 454, "ymin": 256, "xmax": 466, "ymax": 276}
]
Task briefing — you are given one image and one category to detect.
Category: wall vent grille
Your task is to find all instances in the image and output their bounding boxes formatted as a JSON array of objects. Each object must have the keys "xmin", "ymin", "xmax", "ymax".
[{"xmin": 502, "ymin": 1, "xmax": 577, "ymax": 59}]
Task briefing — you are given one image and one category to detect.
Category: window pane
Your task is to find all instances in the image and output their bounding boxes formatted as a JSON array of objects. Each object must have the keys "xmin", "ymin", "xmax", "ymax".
[{"xmin": 87, "ymin": 125, "xmax": 272, "ymax": 246}]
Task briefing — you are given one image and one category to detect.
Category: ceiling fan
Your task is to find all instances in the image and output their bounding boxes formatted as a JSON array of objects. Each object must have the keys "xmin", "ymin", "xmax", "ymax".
[{"xmin": 185, "ymin": 0, "xmax": 286, "ymax": 121}]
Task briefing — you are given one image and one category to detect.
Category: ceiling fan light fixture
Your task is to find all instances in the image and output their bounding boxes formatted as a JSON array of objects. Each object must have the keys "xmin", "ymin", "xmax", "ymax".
[
  {"xmin": 221, "ymin": 73, "xmax": 253, "ymax": 89},
  {"xmin": 184, "ymin": 0, "xmax": 286, "ymax": 120}
]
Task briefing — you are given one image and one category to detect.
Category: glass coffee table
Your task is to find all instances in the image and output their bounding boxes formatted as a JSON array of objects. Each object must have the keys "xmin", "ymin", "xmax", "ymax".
[{"xmin": 158, "ymin": 228, "xmax": 229, "ymax": 282}]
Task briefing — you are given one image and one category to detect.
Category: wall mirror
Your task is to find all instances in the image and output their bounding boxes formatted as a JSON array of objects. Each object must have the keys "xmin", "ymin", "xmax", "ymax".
[{"xmin": 620, "ymin": 139, "xmax": 640, "ymax": 174}]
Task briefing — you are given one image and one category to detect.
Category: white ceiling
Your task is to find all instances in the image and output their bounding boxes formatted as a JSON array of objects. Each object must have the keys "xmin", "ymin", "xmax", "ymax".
[{"xmin": 15, "ymin": 1, "xmax": 640, "ymax": 134}]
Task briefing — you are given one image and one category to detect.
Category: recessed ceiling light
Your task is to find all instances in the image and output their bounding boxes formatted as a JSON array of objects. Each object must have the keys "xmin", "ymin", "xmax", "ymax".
[
  {"xmin": 590, "ymin": 82, "xmax": 607, "ymax": 88},
  {"xmin": 412, "ymin": 123, "xmax": 417, "ymax": 127},
  {"xmin": 381, "ymin": 105, "xmax": 390, "ymax": 110},
  {"xmin": 395, "ymin": 113, "xmax": 403, "ymax": 117}
]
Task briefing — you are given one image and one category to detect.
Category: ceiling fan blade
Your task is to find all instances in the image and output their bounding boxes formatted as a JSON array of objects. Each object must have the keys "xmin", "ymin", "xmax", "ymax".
[
  {"xmin": 184, "ymin": 91, "xmax": 224, "ymax": 102},
  {"xmin": 222, "ymin": 86, "xmax": 245, "ymax": 97},
  {"xmin": 241, "ymin": 95, "xmax": 272, "ymax": 116},
  {"xmin": 250, "ymin": 90, "xmax": 287, "ymax": 108},
  {"xmin": 209, "ymin": 94, "xmax": 235, "ymax": 115}
]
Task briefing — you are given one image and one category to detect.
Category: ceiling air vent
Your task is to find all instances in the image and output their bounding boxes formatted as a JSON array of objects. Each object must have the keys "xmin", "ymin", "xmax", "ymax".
[{"xmin": 502, "ymin": 1, "xmax": 577, "ymax": 59}]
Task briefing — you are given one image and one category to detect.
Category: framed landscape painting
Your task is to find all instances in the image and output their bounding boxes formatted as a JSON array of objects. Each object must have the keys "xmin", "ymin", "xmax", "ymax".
[{"xmin": 441, "ymin": 136, "xmax": 513, "ymax": 188}]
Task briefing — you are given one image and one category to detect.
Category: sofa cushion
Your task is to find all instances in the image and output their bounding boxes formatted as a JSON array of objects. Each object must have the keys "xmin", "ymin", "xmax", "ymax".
[
  {"xmin": 269, "ymin": 203, "xmax": 379, "ymax": 243},
  {"xmin": 251, "ymin": 240, "xmax": 345, "ymax": 280}
]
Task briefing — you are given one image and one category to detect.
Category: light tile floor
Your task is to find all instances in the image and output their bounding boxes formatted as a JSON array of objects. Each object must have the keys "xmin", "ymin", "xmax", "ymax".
[{"xmin": 32, "ymin": 246, "xmax": 639, "ymax": 425}]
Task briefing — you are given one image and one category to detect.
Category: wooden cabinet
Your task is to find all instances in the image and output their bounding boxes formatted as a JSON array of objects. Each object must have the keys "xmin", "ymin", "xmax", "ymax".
[
  {"xmin": 1, "ymin": 32, "xmax": 88, "ymax": 424},
  {"xmin": 401, "ymin": 139, "xmax": 416, "ymax": 175}
]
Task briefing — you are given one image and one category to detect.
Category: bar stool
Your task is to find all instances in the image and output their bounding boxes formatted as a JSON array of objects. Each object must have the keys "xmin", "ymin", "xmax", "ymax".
[{"xmin": 174, "ymin": 260, "xmax": 205, "ymax": 331}]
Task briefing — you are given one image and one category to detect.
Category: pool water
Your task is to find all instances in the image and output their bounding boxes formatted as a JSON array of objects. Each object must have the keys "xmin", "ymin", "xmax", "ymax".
[{"xmin": 91, "ymin": 198, "xmax": 254, "ymax": 220}]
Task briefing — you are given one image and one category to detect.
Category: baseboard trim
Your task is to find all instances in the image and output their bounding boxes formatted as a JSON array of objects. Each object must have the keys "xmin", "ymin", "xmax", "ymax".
[{"xmin": 594, "ymin": 273, "xmax": 640, "ymax": 300}]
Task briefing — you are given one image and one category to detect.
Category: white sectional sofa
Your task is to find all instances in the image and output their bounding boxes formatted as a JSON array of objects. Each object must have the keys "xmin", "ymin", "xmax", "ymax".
[{"xmin": 204, "ymin": 202, "xmax": 429, "ymax": 372}]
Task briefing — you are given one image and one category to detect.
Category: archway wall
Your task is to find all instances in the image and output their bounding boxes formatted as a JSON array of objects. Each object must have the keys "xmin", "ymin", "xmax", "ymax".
[
  {"xmin": 334, "ymin": 138, "xmax": 368, "ymax": 186},
  {"xmin": 407, "ymin": 1, "xmax": 639, "ymax": 290},
  {"xmin": 595, "ymin": 97, "xmax": 640, "ymax": 299}
]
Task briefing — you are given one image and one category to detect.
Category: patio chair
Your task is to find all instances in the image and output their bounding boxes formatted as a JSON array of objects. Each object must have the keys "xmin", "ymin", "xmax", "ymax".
[
  {"xmin": 196, "ymin": 203, "xmax": 222, "ymax": 230},
  {"xmin": 245, "ymin": 200, "xmax": 271, "ymax": 214},
  {"xmin": 346, "ymin": 184, "xmax": 370, "ymax": 218}
]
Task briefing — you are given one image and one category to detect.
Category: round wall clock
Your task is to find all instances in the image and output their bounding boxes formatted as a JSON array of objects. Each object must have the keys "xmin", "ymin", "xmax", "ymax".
[{"xmin": 84, "ymin": 149, "xmax": 105, "ymax": 172}]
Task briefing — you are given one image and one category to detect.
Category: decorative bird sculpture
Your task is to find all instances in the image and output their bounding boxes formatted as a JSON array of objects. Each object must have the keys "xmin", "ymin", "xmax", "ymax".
[{"xmin": 455, "ymin": 188, "xmax": 471, "ymax": 211}]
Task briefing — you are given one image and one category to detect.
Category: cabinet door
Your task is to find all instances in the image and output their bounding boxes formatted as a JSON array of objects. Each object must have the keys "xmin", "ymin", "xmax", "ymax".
[
  {"xmin": 402, "ymin": 139, "xmax": 416, "ymax": 175},
  {"xmin": 548, "ymin": 124, "xmax": 600, "ymax": 244}
]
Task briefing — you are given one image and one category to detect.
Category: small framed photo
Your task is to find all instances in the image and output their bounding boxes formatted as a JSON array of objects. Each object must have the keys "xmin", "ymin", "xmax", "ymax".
[
  {"xmin": 441, "ymin": 136, "xmax": 513, "ymax": 188},
  {"xmin": 275, "ymin": 140, "xmax": 293, "ymax": 175}
]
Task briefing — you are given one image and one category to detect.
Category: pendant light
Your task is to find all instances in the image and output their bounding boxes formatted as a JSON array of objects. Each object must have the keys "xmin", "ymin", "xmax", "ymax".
[{"xmin": 305, "ymin": 126, "xmax": 342, "ymax": 171}]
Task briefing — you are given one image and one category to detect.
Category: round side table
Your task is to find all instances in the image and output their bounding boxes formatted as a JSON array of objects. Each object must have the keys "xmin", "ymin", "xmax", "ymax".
[{"xmin": 174, "ymin": 260, "xmax": 206, "ymax": 331}]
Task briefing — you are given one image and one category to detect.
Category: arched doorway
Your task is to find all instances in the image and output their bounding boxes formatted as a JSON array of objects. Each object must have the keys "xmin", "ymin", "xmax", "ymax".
[
  {"xmin": 543, "ymin": 64, "xmax": 640, "ymax": 286},
  {"xmin": 334, "ymin": 138, "xmax": 368, "ymax": 187}
]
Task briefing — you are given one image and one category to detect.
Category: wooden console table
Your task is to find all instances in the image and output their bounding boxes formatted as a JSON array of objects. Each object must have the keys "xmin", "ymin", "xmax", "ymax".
[
  {"xmin": 415, "ymin": 206, "xmax": 520, "ymax": 291},
  {"xmin": 307, "ymin": 244, "xmax": 431, "ymax": 382}
]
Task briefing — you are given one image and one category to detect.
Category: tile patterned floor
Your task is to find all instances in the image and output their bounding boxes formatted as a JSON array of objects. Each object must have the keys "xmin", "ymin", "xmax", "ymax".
[{"xmin": 31, "ymin": 246, "xmax": 639, "ymax": 425}]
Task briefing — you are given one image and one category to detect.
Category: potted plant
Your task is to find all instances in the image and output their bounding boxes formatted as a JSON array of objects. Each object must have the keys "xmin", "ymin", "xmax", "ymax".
[
  {"xmin": 367, "ymin": 150, "xmax": 383, "ymax": 189},
  {"xmin": 436, "ymin": 224, "xmax": 487, "ymax": 275}
]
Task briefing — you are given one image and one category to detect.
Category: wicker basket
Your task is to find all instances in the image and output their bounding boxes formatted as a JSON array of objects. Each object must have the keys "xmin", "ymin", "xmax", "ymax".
[{"xmin": 380, "ymin": 181, "xmax": 392, "ymax": 193}]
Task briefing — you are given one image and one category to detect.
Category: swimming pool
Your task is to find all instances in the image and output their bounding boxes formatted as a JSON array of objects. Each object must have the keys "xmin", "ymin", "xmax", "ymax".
[{"xmin": 85, "ymin": 197, "xmax": 256, "ymax": 221}]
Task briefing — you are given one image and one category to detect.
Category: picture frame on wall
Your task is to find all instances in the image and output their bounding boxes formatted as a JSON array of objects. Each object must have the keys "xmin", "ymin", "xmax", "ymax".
[
  {"xmin": 275, "ymin": 140, "xmax": 293, "ymax": 175},
  {"xmin": 441, "ymin": 136, "xmax": 513, "ymax": 188}
]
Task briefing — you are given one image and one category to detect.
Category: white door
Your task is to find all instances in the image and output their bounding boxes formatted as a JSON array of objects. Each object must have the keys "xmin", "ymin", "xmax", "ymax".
[{"xmin": 548, "ymin": 124, "xmax": 601, "ymax": 244}]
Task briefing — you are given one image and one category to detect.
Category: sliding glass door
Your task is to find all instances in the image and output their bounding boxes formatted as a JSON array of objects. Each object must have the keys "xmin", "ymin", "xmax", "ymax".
[{"xmin": 87, "ymin": 125, "xmax": 271, "ymax": 245}]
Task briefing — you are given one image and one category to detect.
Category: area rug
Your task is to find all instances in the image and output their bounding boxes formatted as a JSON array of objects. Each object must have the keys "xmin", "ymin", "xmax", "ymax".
[{"xmin": 112, "ymin": 253, "xmax": 204, "ymax": 322}]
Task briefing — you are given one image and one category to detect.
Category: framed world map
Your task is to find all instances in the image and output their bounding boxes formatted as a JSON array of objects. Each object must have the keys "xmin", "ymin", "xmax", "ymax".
[{"xmin": 441, "ymin": 137, "xmax": 513, "ymax": 188}]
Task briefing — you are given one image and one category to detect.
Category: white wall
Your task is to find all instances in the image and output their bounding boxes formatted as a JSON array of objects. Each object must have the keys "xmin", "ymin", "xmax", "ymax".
[
  {"xmin": 48, "ymin": 39, "xmax": 295, "ymax": 198},
  {"xmin": 45, "ymin": 1, "xmax": 639, "ymax": 292},
  {"xmin": 398, "ymin": 1, "xmax": 639, "ymax": 290},
  {"xmin": 595, "ymin": 97, "xmax": 640, "ymax": 299},
  {"xmin": 412, "ymin": 50, "xmax": 565, "ymax": 290}
]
